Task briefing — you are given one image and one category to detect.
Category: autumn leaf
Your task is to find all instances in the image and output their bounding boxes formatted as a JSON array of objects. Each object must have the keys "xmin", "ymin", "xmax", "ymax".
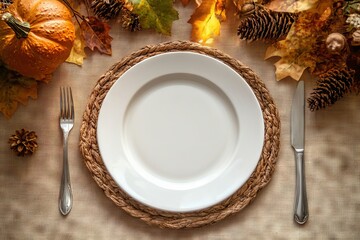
[
  {"xmin": 80, "ymin": 16, "xmax": 112, "ymax": 55},
  {"xmin": 266, "ymin": 0, "xmax": 319, "ymax": 13},
  {"xmin": 66, "ymin": 25, "xmax": 87, "ymax": 66},
  {"xmin": 272, "ymin": 58, "xmax": 308, "ymax": 80},
  {"xmin": 129, "ymin": 0, "xmax": 179, "ymax": 35},
  {"xmin": 181, "ymin": 0, "xmax": 191, "ymax": 6},
  {"xmin": 0, "ymin": 65, "xmax": 37, "ymax": 119},
  {"xmin": 265, "ymin": 1, "xmax": 333, "ymax": 80},
  {"xmin": 188, "ymin": 0, "xmax": 226, "ymax": 43}
]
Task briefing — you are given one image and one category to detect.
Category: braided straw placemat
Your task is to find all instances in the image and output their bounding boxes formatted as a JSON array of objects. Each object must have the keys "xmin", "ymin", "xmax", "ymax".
[{"xmin": 79, "ymin": 40, "xmax": 280, "ymax": 229}]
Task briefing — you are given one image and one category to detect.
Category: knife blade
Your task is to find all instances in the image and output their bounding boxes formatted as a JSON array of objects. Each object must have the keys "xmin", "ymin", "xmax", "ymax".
[{"xmin": 290, "ymin": 80, "xmax": 309, "ymax": 224}]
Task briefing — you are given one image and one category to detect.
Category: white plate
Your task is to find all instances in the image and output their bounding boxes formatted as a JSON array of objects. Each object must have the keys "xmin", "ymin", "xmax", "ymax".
[{"xmin": 97, "ymin": 52, "xmax": 264, "ymax": 212}]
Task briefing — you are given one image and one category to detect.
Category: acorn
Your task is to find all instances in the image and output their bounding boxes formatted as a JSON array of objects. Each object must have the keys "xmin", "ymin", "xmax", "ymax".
[
  {"xmin": 326, "ymin": 33, "xmax": 347, "ymax": 54},
  {"xmin": 352, "ymin": 29, "xmax": 360, "ymax": 46},
  {"xmin": 239, "ymin": 2, "xmax": 256, "ymax": 16}
]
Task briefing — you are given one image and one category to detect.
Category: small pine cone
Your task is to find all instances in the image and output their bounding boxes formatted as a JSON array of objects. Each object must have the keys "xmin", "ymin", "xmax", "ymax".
[
  {"xmin": 90, "ymin": 0, "xmax": 125, "ymax": 20},
  {"xmin": 120, "ymin": 8, "xmax": 141, "ymax": 32},
  {"xmin": 237, "ymin": 5, "xmax": 298, "ymax": 41},
  {"xmin": 8, "ymin": 129, "xmax": 38, "ymax": 156},
  {"xmin": 308, "ymin": 66, "xmax": 355, "ymax": 111}
]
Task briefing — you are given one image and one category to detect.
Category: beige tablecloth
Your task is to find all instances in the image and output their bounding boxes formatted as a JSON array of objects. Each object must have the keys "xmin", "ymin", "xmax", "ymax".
[{"xmin": 1, "ymin": 4, "xmax": 359, "ymax": 239}]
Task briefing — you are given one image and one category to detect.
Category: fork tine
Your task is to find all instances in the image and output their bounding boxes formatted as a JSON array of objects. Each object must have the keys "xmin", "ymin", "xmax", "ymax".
[
  {"xmin": 60, "ymin": 87, "xmax": 73, "ymax": 119},
  {"xmin": 69, "ymin": 87, "xmax": 74, "ymax": 120},
  {"xmin": 65, "ymin": 87, "xmax": 70, "ymax": 119},
  {"xmin": 64, "ymin": 87, "xmax": 68, "ymax": 119},
  {"xmin": 60, "ymin": 87, "xmax": 64, "ymax": 118}
]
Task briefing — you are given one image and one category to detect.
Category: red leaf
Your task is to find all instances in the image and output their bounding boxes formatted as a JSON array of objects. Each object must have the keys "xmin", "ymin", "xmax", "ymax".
[
  {"xmin": 181, "ymin": 0, "xmax": 191, "ymax": 6},
  {"xmin": 80, "ymin": 16, "xmax": 112, "ymax": 55}
]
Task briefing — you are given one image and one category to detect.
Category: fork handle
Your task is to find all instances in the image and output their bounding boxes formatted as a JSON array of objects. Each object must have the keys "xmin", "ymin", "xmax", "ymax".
[{"xmin": 59, "ymin": 134, "xmax": 73, "ymax": 216}]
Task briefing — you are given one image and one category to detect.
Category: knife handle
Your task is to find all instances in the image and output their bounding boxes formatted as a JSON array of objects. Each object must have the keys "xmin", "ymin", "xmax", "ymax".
[{"xmin": 294, "ymin": 150, "xmax": 309, "ymax": 224}]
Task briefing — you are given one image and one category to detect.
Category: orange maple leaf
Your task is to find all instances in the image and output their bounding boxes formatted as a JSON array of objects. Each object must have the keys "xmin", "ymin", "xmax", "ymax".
[{"xmin": 188, "ymin": 0, "xmax": 226, "ymax": 44}]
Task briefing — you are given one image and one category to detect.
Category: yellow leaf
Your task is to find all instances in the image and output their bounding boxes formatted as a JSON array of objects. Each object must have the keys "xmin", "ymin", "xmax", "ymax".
[
  {"xmin": 274, "ymin": 59, "xmax": 307, "ymax": 80},
  {"xmin": 264, "ymin": 44, "xmax": 282, "ymax": 60},
  {"xmin": 188, "ymin": 0, "xmax": 226, "ymax": 44},
  {"xmin": 265, "ymin": 1, "xmax": 334, "ymax": 80},
  {"xmin": 266, "ymin": 0, "xmax": 319, "ymax": 13},
  {"xmin": 66, "ymin": 25, "xmax": 86, "ymax": 66}
]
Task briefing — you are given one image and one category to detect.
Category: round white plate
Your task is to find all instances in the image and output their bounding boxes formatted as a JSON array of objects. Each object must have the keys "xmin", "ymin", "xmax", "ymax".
[{"xmin": 97, "ymin": 52, "xmax": 264, "ymax": 212}]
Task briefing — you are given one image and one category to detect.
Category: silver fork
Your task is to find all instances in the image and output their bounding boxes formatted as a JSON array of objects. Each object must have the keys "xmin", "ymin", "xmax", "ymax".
[{"xmin": 59, "ymin": 87, "xmax": 74, "ymax": 216}]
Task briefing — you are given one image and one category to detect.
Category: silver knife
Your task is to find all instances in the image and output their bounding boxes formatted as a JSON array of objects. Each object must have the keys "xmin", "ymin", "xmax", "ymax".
[{"xmin": 291, "ymin": 80, "xmax": 309, "ymax": 224}]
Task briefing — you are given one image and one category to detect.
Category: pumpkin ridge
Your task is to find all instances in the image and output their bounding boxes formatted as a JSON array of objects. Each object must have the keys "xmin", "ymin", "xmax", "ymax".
[
  {"xmin": 26, "ymin": 0, "xmax": 72, "ymax": 26},
  {"xmin": 31, "ymin": 19, "xmax": 75, "ymax": 46},
  {"xmin": 27, "ymin": 32, "xmax": 71, "ymax": 59},
  {"xmin": 31, "ymin": 18, "xmax": 73, "ymax": 25},
  {"xmin": 28, "ymin": 30, "xmax": 72, "ymax": 52},
  {"xmin": 0, "ymin": 28, "xmax": 16, "ymax": 48},
  {"xmin": 6, "ymin": 32, "xmax": 68, "ymax": 80},
  {"xmin": 27, "ymin": 0, "xmax": 44, "ymax": 24}
]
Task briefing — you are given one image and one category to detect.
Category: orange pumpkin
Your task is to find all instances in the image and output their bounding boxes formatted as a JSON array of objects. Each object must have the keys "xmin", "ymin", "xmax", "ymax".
[{"xmin": 0, "ymin": 0, "xmax": 75, "ymax": 81}]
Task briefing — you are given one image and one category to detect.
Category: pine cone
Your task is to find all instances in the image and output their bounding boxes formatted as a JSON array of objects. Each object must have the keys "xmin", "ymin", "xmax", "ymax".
[
  {"xmin": 9, "ymin": 129, "xmax": 38, "ymax": 156},
  {"xmin": 89, "ymin": 0, "xmax": 141, "ymax": 31},
  {"xmin": 120, "ymin": 8, "xmax": 141, "ymax": 32},
  {"xmin": 307, "ymin": 66, "xmax": 355, "ymax": 111},
  {"xmin": 237, "ymin": 5, "xmax": 298, "ymax": 41},
  {"xmin": 90, "ymin": 0, "xmax": 125, "ymax": 20}
]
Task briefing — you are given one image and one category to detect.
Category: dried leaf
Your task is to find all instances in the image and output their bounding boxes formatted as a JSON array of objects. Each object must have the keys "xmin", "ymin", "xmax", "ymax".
[
  {"xmin": 266, "ymin": 0, "xmax": 319, "ymax": 13},
  {"xmin": 129, "ymin": 0, "xmax": 179, "ymax": 35},
  {"xmin": 265, "ymin": 2, "xmax": 333, "ymax": 80},
  {"xmin": 181, "ymin": 0, "xmax": 191, "ymax": 6},
  {"xmin": 273, "ymin": 59, "xmax": 308, "ymax": 80},
  {"xmin": 188, "ymin": 0, "xmax": 226, "ymax": 43},
  {"xmin": 0, "ymin": 65, "xmax": 37, "ymax": 119},
  {"xmin": 80, "ymin": 16, "xmax": 112, "ymax": 55},
  {"xmin": 215, "ymin": 0, "xmax": 226, "ymax": 21},
  {"xmin": 66, "ymin": 25, "xmax": 87, "ymax": 66}
]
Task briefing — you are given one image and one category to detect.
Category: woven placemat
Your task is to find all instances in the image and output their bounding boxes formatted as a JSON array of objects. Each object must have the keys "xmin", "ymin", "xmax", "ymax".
[{"xmin": 79, "ymin": 40, "xmax": 280, "ymax": 229}]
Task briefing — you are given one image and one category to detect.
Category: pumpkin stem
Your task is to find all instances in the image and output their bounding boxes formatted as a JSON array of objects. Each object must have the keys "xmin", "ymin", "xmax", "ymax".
[{"xmin": 2, "ymin": 12, "xmax": 30, "ymax": 39}]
